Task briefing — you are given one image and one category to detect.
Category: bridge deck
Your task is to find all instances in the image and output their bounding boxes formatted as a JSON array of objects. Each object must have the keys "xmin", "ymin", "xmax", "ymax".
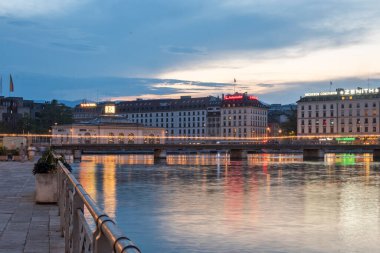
[{"xmin": 0, "ymin": 161, "xmax": 64, "ymax": 253}]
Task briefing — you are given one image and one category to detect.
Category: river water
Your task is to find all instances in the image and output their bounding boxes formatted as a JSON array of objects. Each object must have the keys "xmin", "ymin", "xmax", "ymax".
[{"xmin": 72, "ymin": 153, "xmax": 380, "ymax": 253}]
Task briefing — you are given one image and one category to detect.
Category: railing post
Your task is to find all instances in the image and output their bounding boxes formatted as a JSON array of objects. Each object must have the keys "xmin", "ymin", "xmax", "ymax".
[
  {"xmin": 69, "ymin": 187, "xmax": 84, "ymax": 253},
  {"xmin": 60, "ymin": 177, "xmax": 68, "ymax": 237},
  {"xmin": 93, "ymin": 216, "xmax": 114, "ymax": 252},
  {"xmin": 64, "ymin": 184, "xmax": 72, "ymax": 253}
]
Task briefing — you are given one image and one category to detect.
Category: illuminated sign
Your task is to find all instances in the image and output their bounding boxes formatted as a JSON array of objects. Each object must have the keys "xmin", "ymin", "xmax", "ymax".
[
  {"xmin": 305, "ymin": 88, "xmax": 380, "ymax": 97},
  {"xmin": 224, "ymin": 95, "xmax": 243, "ymax": 100},
  {"xmin": 336, "ymin": 137, "xmax": 356, "ymax": 141},
  {"xmin": 339, "ymin": 88, "xmax": 379, "ymax": 95},
  {"xmin": 104, "ymin": 105, "xmax": 115, "ymax": 114},
  {"xmin": 305, "ymin": 92, "xmax": 337, "ymax": 97},
  {"xmin": 80, "ymin": 103, "xmax": 97, "ymax": 108},
  {"xmin": 224, "ymin": 94, "xmax": 259, "ymax": 100}
]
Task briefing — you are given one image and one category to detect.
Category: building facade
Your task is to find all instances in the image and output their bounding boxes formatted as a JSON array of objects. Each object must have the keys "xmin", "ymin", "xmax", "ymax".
[
  {"xmin": 52, "ymin": 116, "xmax": 165, "ymax": 145},
  {"xmin": 221, "ymin": 93, "xmax": 268, "ymax": 138},
  {"xmin": 72, "ymin": 93, "xmax": 269, "ymax": 140},
  {"xmin": 0, "ymin": 97, "xmax": 44, "ymax": 122},
  {"xmin": 297, "ymin": 88, "xmax": 380, "ymax": 136},
  {"xmin": 116, "ymin": 96, "xmax": 219, "ymax": 140},
  {"xmin": 73, "ymin": 102, "xmax": 116, "ymax": 122}
]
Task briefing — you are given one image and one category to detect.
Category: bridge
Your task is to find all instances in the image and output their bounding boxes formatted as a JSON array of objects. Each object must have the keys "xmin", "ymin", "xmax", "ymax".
[{"xmin": 51, "ymin": 143, "xmax": 380, "ymax": 161}]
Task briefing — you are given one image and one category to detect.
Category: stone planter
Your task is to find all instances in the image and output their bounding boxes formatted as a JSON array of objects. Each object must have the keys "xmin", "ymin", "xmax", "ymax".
[
  {"xmin": 0, "ymin": 156, "xmax": 8, "ymax": 161},
  {"xmin": 35, "ymin": 173, "xmax": 58, "ymax": 203},
  {"xmin": 12, "ymin": 155, "xmax": 22, "ymax": 161}
]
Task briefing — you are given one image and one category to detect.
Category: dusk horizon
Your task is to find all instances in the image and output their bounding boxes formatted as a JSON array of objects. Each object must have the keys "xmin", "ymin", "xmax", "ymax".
[{"xmin": 2, "ymin": 0, "xmax": 380, "ymax": 104}]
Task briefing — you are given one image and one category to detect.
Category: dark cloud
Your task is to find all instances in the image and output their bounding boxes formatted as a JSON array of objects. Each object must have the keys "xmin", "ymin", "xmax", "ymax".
[{"xmin": 256, "ymin": 83, "xmax": 275, "ymax": 88}]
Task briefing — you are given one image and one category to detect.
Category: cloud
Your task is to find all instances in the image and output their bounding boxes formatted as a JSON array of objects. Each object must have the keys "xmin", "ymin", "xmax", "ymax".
[
  {"xmin": 0, "ymin": 0, "xmax": 88, "ymax": 18},
  {"xmin": 165, "ymin": 46, "xmax": 206, "ymax": 55},
  {"xmin": 50, "ymin": 41, "xmax": 101, "ymax": 53},
  {"xmin": 158, "ymin": 32, "xmax": 380, "ymax": 85}
]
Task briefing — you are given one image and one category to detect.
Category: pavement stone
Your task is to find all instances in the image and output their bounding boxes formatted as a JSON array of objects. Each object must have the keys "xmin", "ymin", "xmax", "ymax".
[{"xmin": 0, "ymin": 162, "xmax": 64, "ymax": 253}]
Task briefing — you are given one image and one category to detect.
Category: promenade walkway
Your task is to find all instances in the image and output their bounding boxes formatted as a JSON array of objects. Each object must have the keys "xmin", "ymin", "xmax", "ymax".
[{"xmin": 0, "ymin": 161, "xmax": 64, "ymax": 253}]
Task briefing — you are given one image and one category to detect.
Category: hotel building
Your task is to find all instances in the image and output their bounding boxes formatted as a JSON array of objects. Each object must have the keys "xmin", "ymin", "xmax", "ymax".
[
  {"xmin": 297, "ymin": 88, "xmax": 380, "ymax": 136},
  {"xmin": 221, "ymin": 93, "xmax": 268, "ymax": 138}
]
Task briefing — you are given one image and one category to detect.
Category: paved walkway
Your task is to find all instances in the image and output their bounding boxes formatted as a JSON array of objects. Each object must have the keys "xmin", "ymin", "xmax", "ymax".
[{"xmin": 0, "ymin": 161, "xmax": 64, "ymax": 253}]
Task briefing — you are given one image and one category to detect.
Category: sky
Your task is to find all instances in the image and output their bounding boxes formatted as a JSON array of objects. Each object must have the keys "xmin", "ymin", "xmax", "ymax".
[{"xmin": 1, "ymin": 0, "xmax": 380, "ymax": 104}]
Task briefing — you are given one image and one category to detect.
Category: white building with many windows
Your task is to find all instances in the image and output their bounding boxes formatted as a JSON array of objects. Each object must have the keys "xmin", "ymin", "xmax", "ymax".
[
  {"xmin": 117, "ymin": 96, "xmax": 221, "ymax": 140},
  {"xmin": 221, "ymin": 93, "xmax": 268, "ymax": 138},
  {"xmin": 52, "ymin": 116, "xmax": 165, "ymax": 145},
  {"xmin": 297, "ymin": 88, "xmax": 380, "ymax": 136}
]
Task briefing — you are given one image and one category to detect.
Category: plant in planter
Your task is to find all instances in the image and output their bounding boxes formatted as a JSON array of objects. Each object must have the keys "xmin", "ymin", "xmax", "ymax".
[{"xmin": 33, "ymin": 150, "xmax": 71, "ymax": 203}]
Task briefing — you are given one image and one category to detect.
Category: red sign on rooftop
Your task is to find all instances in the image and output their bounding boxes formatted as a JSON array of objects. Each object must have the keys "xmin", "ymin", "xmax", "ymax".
[
  {"xmin": 224, "ymin": 94, "xmax": 258, "ymax": 100},
  {"xmin": 224, "ymin": 95, "xmax": 243, "ymax": 100}
]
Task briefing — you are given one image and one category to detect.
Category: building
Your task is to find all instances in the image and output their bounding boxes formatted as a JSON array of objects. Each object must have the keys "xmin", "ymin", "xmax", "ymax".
[
  {"xmin": 73, "ymin": 93, "xmax": 268, "ymax": 140},
  {"xmin": 117, "ymin": 96, "xmax": 221, "ymax": 140},
  {"xmin": 221, "ymin": 93, "xmax": 268, "ymax": 138},
  {"xmin": 0, "ymin": 97, "xmax": 45, "ymax": 130},
  {"xmin": 269, "ymin": 104, "xmax": 297, "ymax": 123},
  {"xmin": 297, "ymin": 88, "xmax": 380, "ymax": 136},
  {"xmin": 52, "ymin": 116, "xmax": 165, "ymax": 145},
  {"xmin": 73, "ymin": 102, "xmax": 116, "ymax": 122}
]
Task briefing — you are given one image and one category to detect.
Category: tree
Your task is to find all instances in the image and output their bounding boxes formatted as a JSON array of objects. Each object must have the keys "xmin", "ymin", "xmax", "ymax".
[{"xmin": 35, "ymin": 100, "xmax": 73, "ymax": 133}]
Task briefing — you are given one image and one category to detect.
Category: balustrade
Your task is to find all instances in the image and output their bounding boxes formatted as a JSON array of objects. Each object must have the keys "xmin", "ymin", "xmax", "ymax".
[{"xmin": 57, "ymin": 159, "xmax": 141, "ymax": 253}]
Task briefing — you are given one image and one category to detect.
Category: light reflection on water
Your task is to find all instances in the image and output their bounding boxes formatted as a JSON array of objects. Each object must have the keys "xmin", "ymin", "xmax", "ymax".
[{"xmin": 73, "ymin": 154, "xmax": 380, "ymax": 253}]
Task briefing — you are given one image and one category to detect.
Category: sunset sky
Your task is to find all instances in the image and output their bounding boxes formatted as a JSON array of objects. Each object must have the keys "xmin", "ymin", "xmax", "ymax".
[{"xmin": 1, "ymin": 0, "xmax": 380, "ymax": 104}]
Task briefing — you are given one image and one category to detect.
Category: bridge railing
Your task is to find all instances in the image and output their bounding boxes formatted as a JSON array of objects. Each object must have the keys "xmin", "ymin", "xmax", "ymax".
[{"xmin": 56, "ymin": 158, "xmax": 141, "ymax": 253}]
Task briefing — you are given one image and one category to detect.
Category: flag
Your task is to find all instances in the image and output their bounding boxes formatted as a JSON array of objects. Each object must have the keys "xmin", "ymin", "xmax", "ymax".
[{"xmin": 9, "ymin": 74, "xmax": 14, "ymax": 92}]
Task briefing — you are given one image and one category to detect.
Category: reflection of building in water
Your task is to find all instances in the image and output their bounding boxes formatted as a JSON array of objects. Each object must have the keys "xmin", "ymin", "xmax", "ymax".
[
  {"xmin": 224, "ymin": 163, "xmax": 245, "ymax": 225},
  {"xmin": 52, "ymin": 116, "xmax": 165, "ymax": 145},
  {"xmin": 166, "ymin": 154, "xmax": 229, "ymax": 166},
  {"xmin": 247, "ymin": 154, "xmax": 303, "ymax": 165},
  {"xmin": 83, "ymin": 154, "xmax": 154, "ymax": 165},
  {"xmin": 79, "ymin": 156, "xmax": 97, "ymax": 201},
  {"xmin": 102, "ymin": 156, "xmax": 117, "ymax": 218},
  {"xmin": 339, "ymin": 182, "xmax": 380, "ymax": 251},
  {"xmin": 325, "ymin": 153, "xmax": 373, "ymax": 166}
]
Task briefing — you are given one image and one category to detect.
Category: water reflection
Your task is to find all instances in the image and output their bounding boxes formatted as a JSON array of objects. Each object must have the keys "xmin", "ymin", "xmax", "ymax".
[{"xmin": 72, "ymin": 153, "xmax": 380, "ymax": 253}]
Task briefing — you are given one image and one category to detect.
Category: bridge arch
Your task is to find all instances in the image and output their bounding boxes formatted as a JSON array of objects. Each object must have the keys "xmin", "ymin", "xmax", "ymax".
[
  {"xmin": 128, "ymin": 133, "xmax": 135, "ymax": 144},
  {"xmin": 118, "ymin": 133, "xmax": 125, "ymax": 144},
  {"xmin": 84, "ymin": 132, "xmax": 91, "ymax": 144},
  {"xmin": 108, "ymin": 133, "xmax": 115, "ymax": 144}
]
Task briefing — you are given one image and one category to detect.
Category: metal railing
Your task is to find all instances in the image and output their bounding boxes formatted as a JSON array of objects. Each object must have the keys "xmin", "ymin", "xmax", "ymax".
[{"xmin": 57, "ymin": 159, "xmax": 141, "ymax": 253}]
